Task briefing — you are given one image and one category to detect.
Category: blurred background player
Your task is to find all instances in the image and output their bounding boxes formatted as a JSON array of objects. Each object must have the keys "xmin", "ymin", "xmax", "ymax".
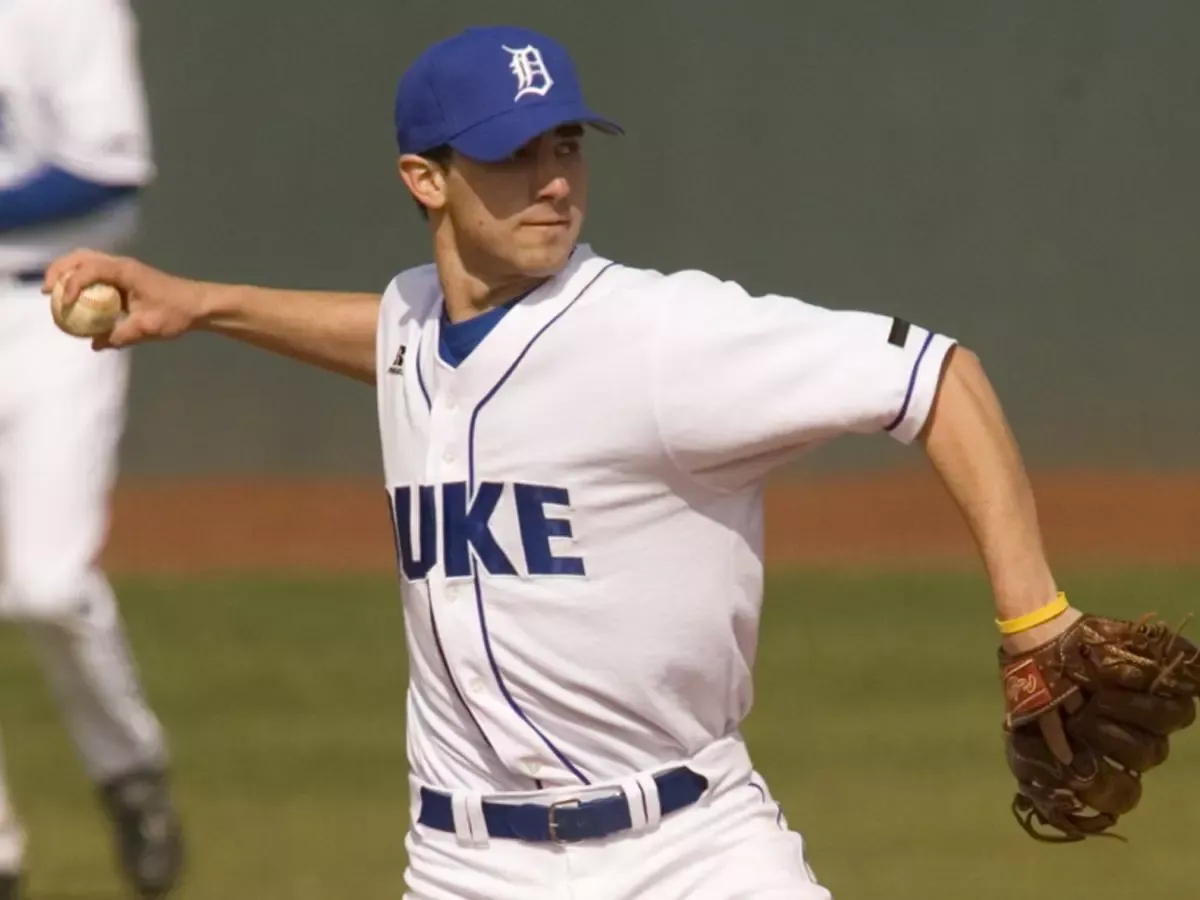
[{"xmin": 0, "ymin": 0, "xmax": 183, "ymax": 897}]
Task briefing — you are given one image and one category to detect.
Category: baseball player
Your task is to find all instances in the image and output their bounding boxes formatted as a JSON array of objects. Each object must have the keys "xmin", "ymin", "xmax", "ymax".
[
  {"xmin": 0, "ymin": 1, "xmax": 184, "ymax": 898},
  {"xmin": 47, "ymin": 25, "xmax": 1199, "ymax": 899}
]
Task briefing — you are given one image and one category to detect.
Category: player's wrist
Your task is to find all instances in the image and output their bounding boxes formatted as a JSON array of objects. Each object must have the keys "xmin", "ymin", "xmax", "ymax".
[
  {"xmin": 997, "ymin": 591, "xmax": 1069, "ymax": 635},
  {"xmin": 999, "ymin": 595, "xmax": 1083, "ymax": 655},
  {"xmin": 192, "ymin": 281, "xmax": 233, "ymax": 331}
]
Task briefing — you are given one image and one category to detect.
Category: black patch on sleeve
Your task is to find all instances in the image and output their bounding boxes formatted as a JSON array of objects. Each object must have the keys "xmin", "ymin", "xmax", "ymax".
[{"xmin": 887, "ymin": 317, "xmax": 911, "ymax": 348}]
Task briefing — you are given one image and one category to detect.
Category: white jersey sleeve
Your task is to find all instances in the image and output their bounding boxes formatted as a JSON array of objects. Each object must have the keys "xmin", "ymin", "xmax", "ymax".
[
  {"xmin": 651, "ymin": 270, "xmax": 958, "ymax": 489},
  {"xmin": 31, "ymin": 0, "xmax": 154, "ymax": 185}
]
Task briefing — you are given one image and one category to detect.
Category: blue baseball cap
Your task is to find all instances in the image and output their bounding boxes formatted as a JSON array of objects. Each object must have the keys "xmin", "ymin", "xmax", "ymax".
[{"xmin": 394, "ymin": 26, "xmax": 622, "ymax": 163}]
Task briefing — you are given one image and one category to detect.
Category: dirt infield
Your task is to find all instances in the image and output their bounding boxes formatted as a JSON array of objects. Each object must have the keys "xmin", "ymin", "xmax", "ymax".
[{"xmin": 100, "ymin": 469, "xmax": 1200, "ymax": 575}]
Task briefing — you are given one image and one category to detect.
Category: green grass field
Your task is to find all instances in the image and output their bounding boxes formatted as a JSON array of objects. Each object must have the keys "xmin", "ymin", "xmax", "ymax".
[{"xmin": 2, "ymin": 568, "xmax": 1197, "ymax": 899}]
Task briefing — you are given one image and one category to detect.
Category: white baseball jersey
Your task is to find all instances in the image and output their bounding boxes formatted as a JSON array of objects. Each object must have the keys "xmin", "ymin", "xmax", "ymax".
[
  {"xmin": 376, "ymin": 244, "xmax": 957, "ymax": 792},
  {"xmin": 0, "ymin": 0, "xmax": 153, "ymax": 273}
]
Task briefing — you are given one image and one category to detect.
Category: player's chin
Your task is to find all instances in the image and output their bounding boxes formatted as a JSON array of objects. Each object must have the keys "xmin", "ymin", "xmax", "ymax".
[{"xmin": 512, "ymin": 225, "xmax": 577, "ymax": 274}]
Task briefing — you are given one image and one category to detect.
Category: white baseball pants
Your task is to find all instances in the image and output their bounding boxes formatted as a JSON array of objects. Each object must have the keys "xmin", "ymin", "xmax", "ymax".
[
  {"xmin": 0, "ymin": 281, "xmax": 167, "ymax": 871},
  {"xmin": 404, "ymin": 734, "xmax": 833, "ymax": 900}
]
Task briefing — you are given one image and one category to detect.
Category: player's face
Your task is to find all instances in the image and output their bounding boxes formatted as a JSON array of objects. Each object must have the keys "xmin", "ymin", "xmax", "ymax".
[{"xmin": 444, "ymin": 125, "xmax": 588, "ymax": 278}]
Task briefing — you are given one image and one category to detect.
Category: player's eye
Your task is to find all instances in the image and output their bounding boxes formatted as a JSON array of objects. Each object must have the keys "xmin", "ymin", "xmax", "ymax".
[{"xmin": 556, "ymin": 140, "xmax": 581, "ymax": 157}]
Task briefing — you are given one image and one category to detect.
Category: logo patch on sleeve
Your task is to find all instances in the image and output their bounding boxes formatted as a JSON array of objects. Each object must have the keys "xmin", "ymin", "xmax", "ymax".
[{"xmin": 887, "ymin": 317, "xmax": 911, "ymax": 348}]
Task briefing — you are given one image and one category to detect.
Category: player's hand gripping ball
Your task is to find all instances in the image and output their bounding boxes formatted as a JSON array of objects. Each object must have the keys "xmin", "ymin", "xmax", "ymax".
[
  {"xmin": 50, "ymin": 274, "xmax": 124, "ymax": 338},
  {"xmin": 1000, "ymin": 612, "xmax": 1200, "ymax": 842}
]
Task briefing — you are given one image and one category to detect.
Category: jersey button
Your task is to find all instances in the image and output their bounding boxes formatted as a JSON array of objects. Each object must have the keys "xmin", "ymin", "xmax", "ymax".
[
  {"xmin": 467, "ymin": 676, "xmax": 485, "ymax": 694},
  {"xmin": 521, "ymin": 759, "xmax": 542, "ymax": 777},
  {"xmin": 443, "ymin": 448, "xmax": 455, "ymax": 463}
]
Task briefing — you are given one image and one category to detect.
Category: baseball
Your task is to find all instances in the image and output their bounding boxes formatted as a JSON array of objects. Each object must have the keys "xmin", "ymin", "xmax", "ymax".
[{"xmin": 50, "ymin": 277, "xmax": 124, "ymax": 338}]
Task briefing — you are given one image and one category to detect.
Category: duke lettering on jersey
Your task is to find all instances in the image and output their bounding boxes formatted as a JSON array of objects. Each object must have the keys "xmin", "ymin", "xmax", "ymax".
[
  {"xmin": 374, "ymin": 247, "xmax": 959, "ymax": 796},
  {"xmin": 389, "ymin": 481, "xmax": 585, "ymax": 580}
]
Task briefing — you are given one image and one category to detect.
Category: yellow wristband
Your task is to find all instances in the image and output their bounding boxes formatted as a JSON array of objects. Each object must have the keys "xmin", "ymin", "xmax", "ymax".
[{"xmin": 996, "ymin": 592, "xmax": 1069, "ymax": 635}]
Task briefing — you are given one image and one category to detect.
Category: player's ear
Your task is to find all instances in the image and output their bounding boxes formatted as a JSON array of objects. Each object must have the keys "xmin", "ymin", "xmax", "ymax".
[{"xmin": 398, "ymin": 153, "xmax": 448, "ymax": 216}]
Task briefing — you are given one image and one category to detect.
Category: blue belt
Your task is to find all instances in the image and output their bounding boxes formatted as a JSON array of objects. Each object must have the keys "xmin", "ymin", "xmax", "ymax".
[{"xmin": 418, "ymin": 766, "xmax": 708, "ymax": 844}]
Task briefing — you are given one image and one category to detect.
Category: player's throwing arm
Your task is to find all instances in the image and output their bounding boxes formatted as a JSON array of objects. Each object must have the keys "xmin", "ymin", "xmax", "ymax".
[{"xmin": 44, "ymin": 250, "xmax": 382, "ymax": 383}]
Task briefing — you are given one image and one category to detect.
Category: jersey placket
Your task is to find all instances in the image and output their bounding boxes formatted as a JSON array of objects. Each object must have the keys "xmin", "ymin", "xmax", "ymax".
[{"xmin": 422, "ymin": 365, "xmax": 556, "ymax": 785}]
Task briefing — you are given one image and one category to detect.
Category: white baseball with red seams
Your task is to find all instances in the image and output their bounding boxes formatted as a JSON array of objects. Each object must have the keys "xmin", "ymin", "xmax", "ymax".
[
  {"xmin": 50, "ymin": 278, "xmax": 124, "ymax": 337},
  {"xmin": 376, "ymin": 244, "xmax": 956, "ymax": 898}
]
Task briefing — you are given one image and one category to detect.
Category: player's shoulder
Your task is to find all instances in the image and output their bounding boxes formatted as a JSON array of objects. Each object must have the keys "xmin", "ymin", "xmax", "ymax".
[
  {"xmin": 596, "ymin": 260, "xmax": 751, "ymax": 317},
  {"xmin": 380, "ymin": 262, "xmax": 440, "ymax": 324},
  {"xmin": 587, "ymin": 256, "xmax": 731, "ymax": 306}
]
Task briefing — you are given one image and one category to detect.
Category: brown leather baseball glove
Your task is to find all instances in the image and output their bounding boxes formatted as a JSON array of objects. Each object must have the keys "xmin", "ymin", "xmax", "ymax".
[{"xmin": 1000, "ymin": 612, "xmax": 1200, "ymax": 842}]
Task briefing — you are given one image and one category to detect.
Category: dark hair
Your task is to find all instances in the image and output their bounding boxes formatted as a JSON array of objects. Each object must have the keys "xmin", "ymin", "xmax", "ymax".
[{"xmin": 413, "ymin": 145, "xmax": 454, "ymax": 220}]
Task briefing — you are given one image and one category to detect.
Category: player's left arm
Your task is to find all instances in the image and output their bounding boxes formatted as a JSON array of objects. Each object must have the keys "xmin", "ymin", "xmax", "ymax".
[
  {"xmin": 918, "ymin": 343, "xmax": 1199, "ymax": 845},
  {"xmin": 916, "ymin": 346, "xmax": 1080, "ymax": 652},
  {"xmin": 656, "ymin": 277, "xmax": 1196, "ymax": 840},
  {"xmin": 1, "ymin": 0, "xmax": 154, "ymax": 233},
  {"xmin": 652, "ymin": 274, "xmax": 1076, "ymax": 644}
]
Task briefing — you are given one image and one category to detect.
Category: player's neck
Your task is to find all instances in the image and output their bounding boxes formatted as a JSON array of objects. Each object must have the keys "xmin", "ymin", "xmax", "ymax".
[{"xmin": 435, "ymin": 235, "xmax": 548, "ymax": 324}]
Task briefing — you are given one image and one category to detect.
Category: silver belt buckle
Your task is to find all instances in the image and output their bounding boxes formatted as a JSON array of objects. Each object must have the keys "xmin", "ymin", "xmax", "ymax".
[{"xmin": 546, "ymin": 797, "xmax": 582, "ymax": 844}]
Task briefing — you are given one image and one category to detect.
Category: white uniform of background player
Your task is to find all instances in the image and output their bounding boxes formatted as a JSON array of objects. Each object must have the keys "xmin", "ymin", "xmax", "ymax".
[{"xmin": 0, "ymin": 1, "xmax": 182, "ymax": 896}]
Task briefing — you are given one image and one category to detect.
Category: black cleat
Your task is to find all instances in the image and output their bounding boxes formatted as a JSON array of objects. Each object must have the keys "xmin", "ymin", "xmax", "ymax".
[
  {"xmin": 0, "ymin": 871, "xmax": 18, "ymax": 900},
  {"xmin": 98, "ymin": 769, "xmax": 184, "ymax": 899}
]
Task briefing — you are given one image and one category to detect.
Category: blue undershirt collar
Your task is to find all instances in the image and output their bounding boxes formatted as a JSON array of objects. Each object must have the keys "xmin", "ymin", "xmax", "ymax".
[{"xmin": 438, "ymin": 292, "xmax": 528, "ymax": 368}]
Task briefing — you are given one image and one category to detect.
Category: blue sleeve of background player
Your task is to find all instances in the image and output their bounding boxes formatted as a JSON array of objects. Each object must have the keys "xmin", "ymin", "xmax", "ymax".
[{"xmin": 0, "ymin": 165, "xmax": 137, "ymax": 233}]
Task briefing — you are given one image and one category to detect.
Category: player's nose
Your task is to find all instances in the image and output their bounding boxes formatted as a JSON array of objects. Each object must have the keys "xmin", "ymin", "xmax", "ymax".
[{"xmin": 538, "ymin": 175, "xmax": 571, "ymax": 202}]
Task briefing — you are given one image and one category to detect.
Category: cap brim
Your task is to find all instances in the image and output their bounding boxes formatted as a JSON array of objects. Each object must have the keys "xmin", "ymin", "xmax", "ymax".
[{"xmin": 449, "ymin": 101, "xmax": 623, "ymax": 163}]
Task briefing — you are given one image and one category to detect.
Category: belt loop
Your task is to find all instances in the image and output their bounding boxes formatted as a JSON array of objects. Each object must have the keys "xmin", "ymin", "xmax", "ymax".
[
  {"xmin": 464, "ymin": 791, "xmax": 489, "ymax": 848},
  {"xmin": 450, "ymin": 792, "xmax": 486, "ymax": 847},
  {"xmin": 634, "ymin": 772, "xmax": 662, "ymax": 829},
  {"xmin": 618, "ymin": 777, "xmax": 649, "ymax": 833}
]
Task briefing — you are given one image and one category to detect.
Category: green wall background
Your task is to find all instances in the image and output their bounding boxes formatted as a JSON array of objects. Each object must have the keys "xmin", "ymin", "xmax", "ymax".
[{"xmin": 118, "ymin": 0, "xmax": 1199, "ymax": 476}]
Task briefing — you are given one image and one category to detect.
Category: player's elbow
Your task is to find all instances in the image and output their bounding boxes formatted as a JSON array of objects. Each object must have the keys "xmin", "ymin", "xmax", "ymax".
[
  {"xmin": 917, "ymin": 343, "xmax": 987, "ymax": 444},
  {"xmin": 947, "ymin": 343, "xmax": 981, "ymax": 373},
  {"xmin": 941, "ymin": 344, "xmax": 987, "ymax": 393}
]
